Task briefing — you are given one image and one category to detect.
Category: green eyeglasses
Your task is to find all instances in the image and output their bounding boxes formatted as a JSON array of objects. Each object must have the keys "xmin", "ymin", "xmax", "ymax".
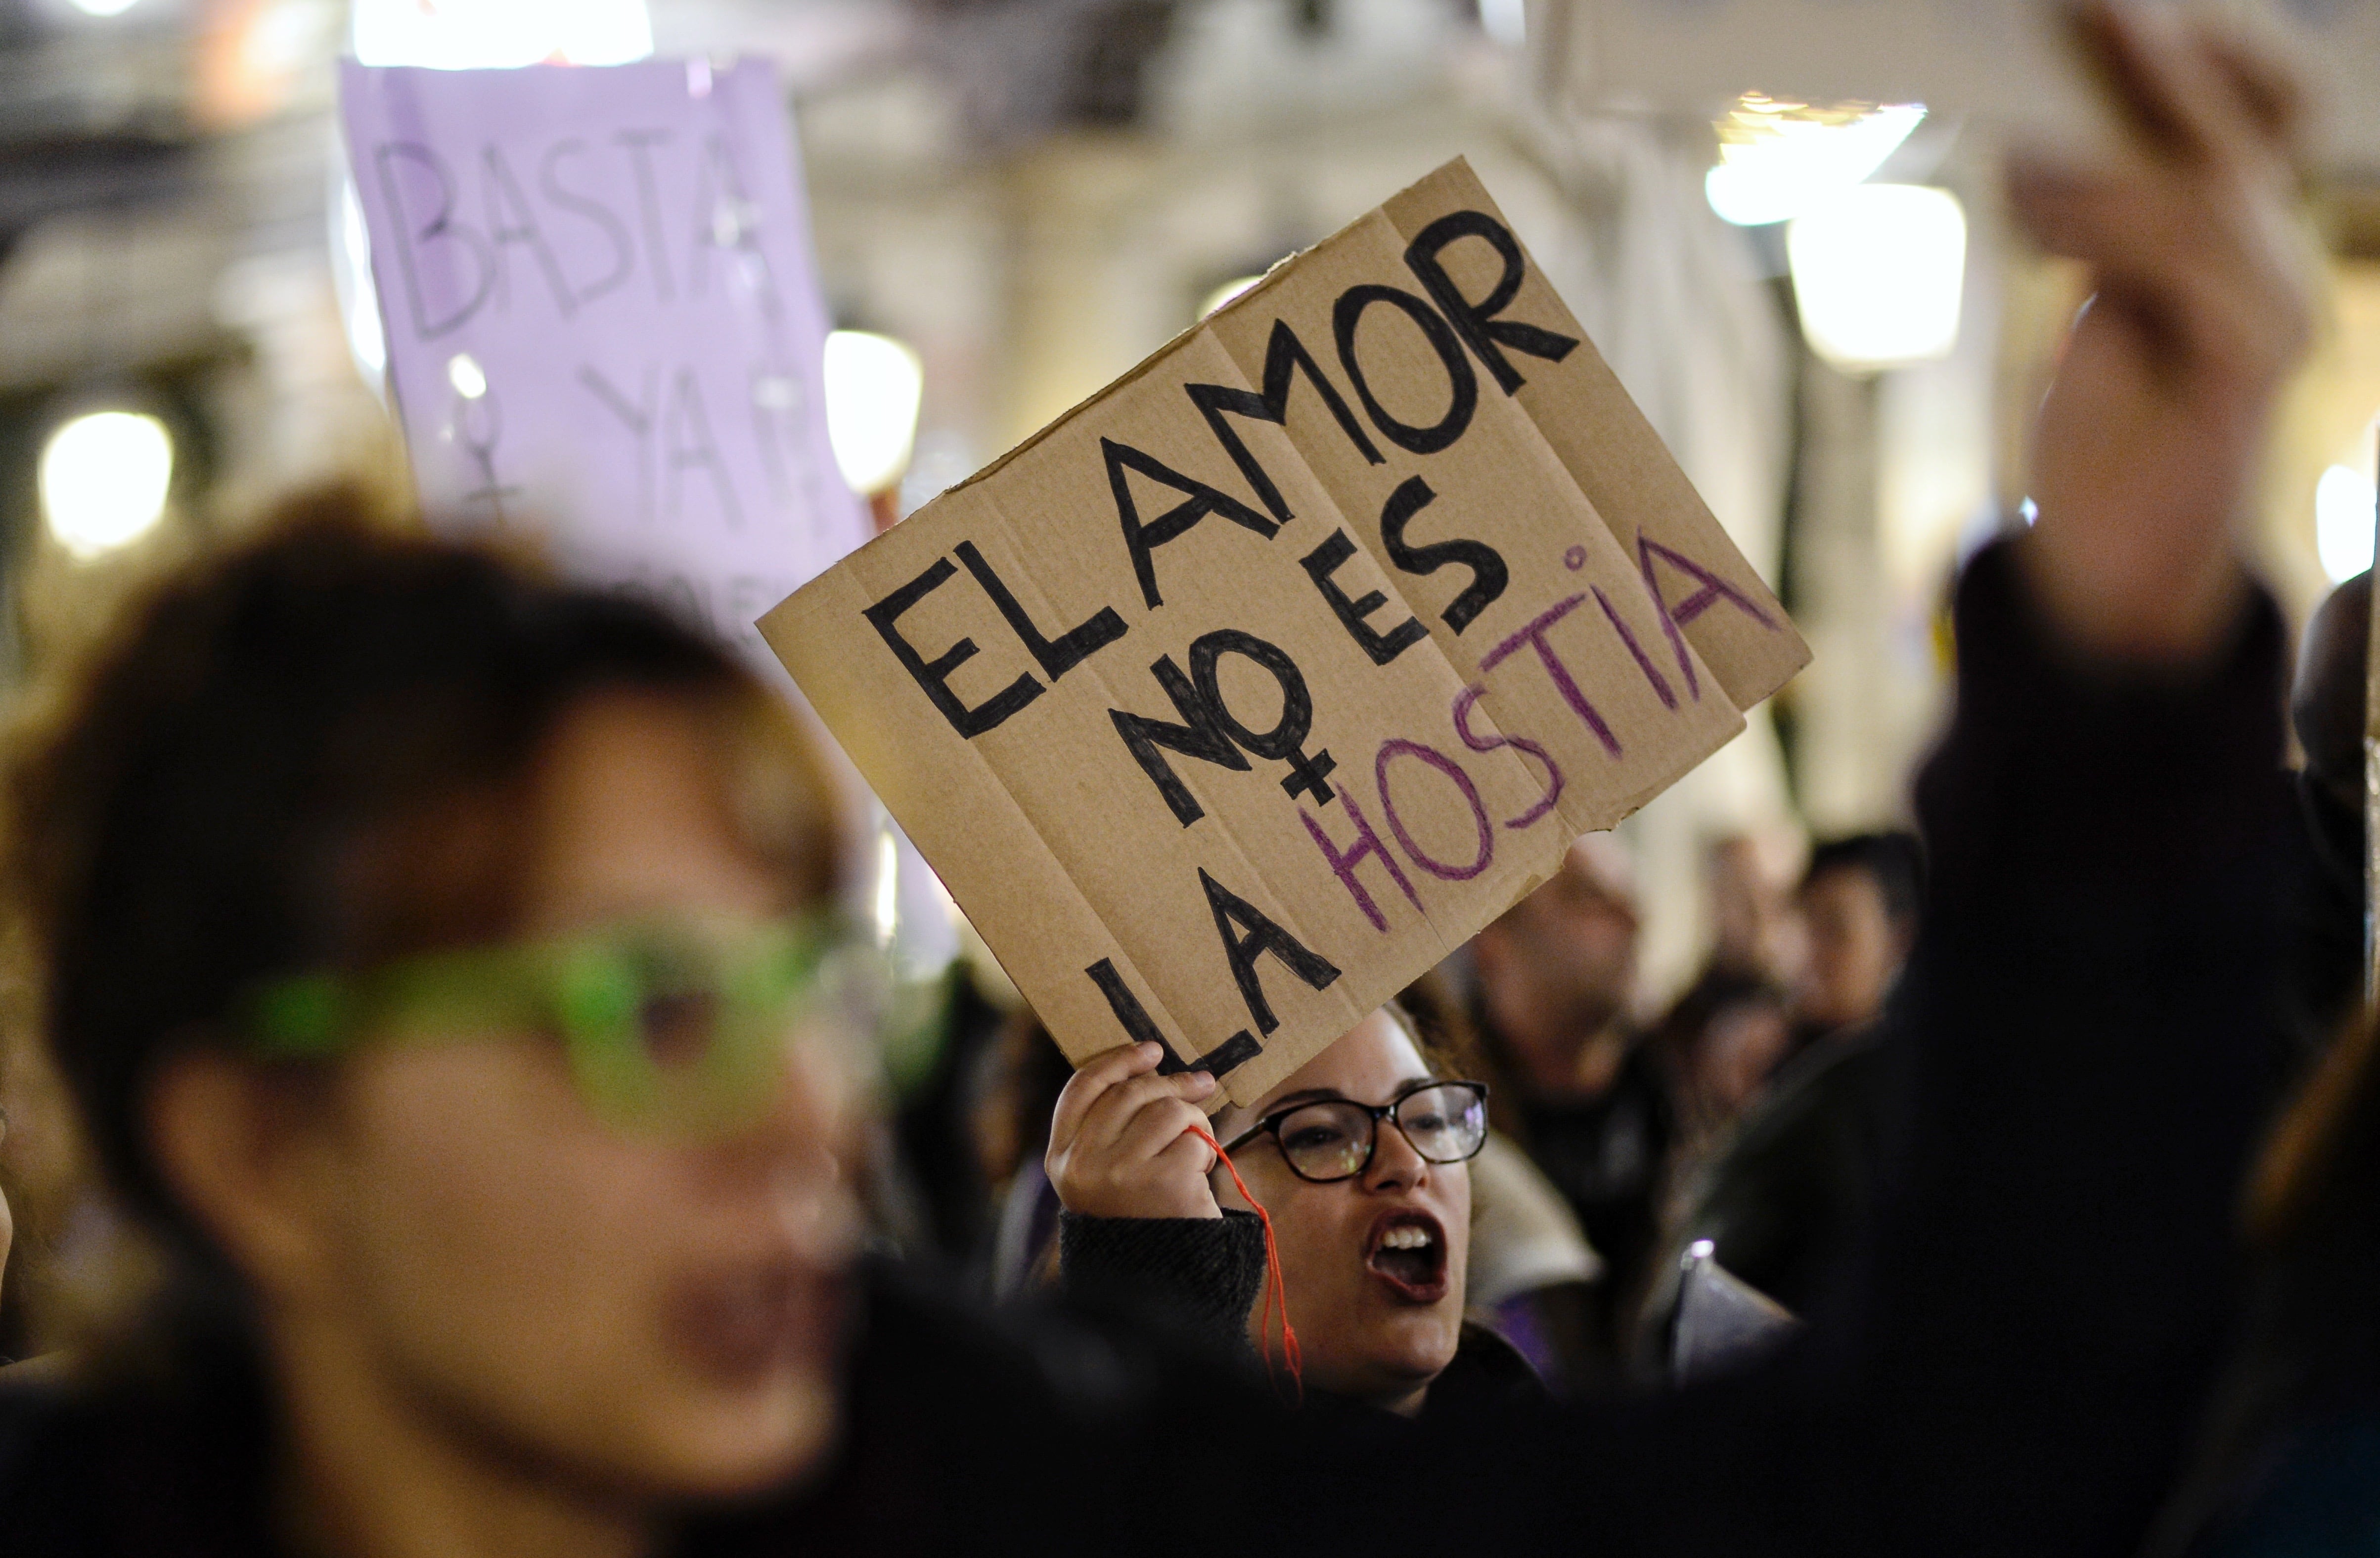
[{"xmin": 243, "ymin": 916, "xmax": 879, "ymax": 1136}]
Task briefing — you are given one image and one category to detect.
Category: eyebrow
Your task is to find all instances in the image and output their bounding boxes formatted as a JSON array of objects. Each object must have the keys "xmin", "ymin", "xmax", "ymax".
[{"xmin": 1260, "ymin": 1077, "xmax": 1438, "ymax": 1114}]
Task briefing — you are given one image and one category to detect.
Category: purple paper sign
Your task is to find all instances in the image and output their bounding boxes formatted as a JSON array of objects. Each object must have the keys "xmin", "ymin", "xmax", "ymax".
[{"xmin": 339, "ymin": 58, "xmax": 868, "ymax": 668}]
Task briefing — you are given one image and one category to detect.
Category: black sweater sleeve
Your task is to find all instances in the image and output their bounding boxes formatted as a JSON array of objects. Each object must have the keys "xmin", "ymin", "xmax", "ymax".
[
  {"xmin": 1834, "ymin": 540, "xmax": 2296, "ymax": 1556},
  {"xmin": 1056, "ymin": 1210, "xmax": 1266, "ymax": 1362},
  {"xmin": 1333, "ymin": 542, "xmax": 2301, "ymax": 1558}
]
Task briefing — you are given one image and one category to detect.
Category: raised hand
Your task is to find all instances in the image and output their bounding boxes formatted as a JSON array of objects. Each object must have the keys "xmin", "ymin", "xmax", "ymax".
[
  {"xmin": 1045, "ymin": 1042, "xmax": 1223, "ymax": 1220},
  {"xmin": 2012, "ymin": 0, "xmax": 2318, "ymax": 663}
]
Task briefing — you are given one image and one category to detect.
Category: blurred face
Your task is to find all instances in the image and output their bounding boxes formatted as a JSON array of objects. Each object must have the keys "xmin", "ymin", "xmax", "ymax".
[
  {"xmin": 1522, "ymin": 839, "xmax": 1639, "ymax": 1004},
  {"xmin": 1212, "ymin": 1011, "xmax": 1470, "ymax": 1416},
  {"xmin": 1706, "ymin": 833, "xmax": 1802, "ymax": 983},
  {"xmin": 1476, "ymin": 837, "xmax": 1638, "ymax": 1088},
  {"xmin": 1688, "ymin": 999, "xmax": 1793, "ymax": 1121},
  {"xmin": 1796, "ymin": 866, "xmax": 1905, "ymax": 1035},
  {"xmin": 287, "ymin": 690, "xmax": 857, "ymax": 1498}
]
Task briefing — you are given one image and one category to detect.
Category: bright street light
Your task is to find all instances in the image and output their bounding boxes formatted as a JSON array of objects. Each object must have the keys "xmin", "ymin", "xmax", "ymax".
[
  {"xmin": 824, "ymin": 330, "xmax": 924, "ymax": 498},
  {"xmin": 2317, "ymin": 463, "xmax": 2377, "ymax": 583},
  {"xmin": 350, "ymin": 0, "xmax": 653, "ymax": 70},
  {"xmin": 1705, "ymin": 95, "xmax": 1925, "ymax": 228},
  {"xmin": 1478, "ymin": 0, "xmax": 1525, "ymax": 48},
  {"xmin": 1786, "ymin": 184, "xmax": 1966, "ymax": 373},
  {"xmin": 40, "ymin": 411, "xmax": 174, "ymax": 559}
]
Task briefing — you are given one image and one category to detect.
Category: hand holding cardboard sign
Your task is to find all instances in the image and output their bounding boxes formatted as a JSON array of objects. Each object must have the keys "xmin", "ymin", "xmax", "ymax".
[{"xmin": 1047, "ymin": 1044, "xmax": 1224, "ymax": 1221}]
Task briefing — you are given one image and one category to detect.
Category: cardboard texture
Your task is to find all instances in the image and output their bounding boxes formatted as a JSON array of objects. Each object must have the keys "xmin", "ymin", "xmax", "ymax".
[
  {"xmin": 762, "ymin": 159, "xmax": 1808, "ymax": 1106},
  {"xmin": 341, "ymin": 58, "xmax": 868, "ymax": 669}
]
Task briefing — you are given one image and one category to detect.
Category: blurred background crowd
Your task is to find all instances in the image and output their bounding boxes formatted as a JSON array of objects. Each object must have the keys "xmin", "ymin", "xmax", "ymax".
[{"xmin": 0, "ymin": 2, "xmax": 2376, "ymax": 1540}]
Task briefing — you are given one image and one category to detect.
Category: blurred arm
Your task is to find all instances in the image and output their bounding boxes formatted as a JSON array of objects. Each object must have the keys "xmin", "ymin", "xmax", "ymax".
[{"xmin": 2012, "ymin": 0, "xmax": 2315, "ymax": 666}]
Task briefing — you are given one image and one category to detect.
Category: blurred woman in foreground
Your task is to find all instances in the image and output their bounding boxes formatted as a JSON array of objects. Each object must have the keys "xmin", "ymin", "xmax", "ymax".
[{"xmin": 0, "ymin": 496, "xmax": 868, "ymax": 1554}]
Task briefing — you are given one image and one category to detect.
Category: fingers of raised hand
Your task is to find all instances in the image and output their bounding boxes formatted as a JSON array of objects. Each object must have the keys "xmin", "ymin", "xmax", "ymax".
[
  {"xmin": 1078, "ymin": 1068, "xmax": 1214, "ymax": 1153},
  {"xmin": 2195, "ymin": 27, "xmax": 2305, "ymax": 164},
  {"xmin": 1048, "ymin": 1041, "xmax": 1163, "ymax": 1151},
  {"xmin": 1051, "ymin": 1087, "xmax": 1221, "ymax": 1219},
  {"xmin": 1153, "ymin": 1126, "xmax": 1221, "ymax": 1183},
  {"xmin": 2071, "ymin": 1, "xmax": 2260, "ymax": 173},
  {"xmin": 1116, "ymin": 1094, "xmax": 1218, "ymax": 1166},
  {"xmin": 2007, "ymin": 161, "xmax": 2167, "ymax": 262},
  {"xmin": 2009, "ymin": 111, "xmax": 2314, "ymax": 388}
]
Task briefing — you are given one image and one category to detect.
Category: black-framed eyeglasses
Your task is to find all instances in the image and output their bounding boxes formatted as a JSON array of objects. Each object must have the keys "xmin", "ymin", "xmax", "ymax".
[{"xmin": 1221, "ymin": 1079, "xmax": 1489, "ymax": 1184}]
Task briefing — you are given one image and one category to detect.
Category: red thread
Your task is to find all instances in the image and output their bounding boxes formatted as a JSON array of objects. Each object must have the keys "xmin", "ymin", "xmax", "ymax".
[{"xmin": 1188, "ymin": 1123, "xmax": 1302, "ymax": 1403}]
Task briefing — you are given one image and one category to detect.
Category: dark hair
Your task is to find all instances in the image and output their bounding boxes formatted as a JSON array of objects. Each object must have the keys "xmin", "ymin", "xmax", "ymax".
[
  {"xmin": 2291, "ymin": 569, "xmax": 2368, "ymax": 801},
  {"xmin": 1801, "ymin": 831, "xmax": 1926, "ymax": 930},
  {"xmin": 5, "ymin": 487, "xmax": 839, "ymax": 1243},
  {"xmin": 1385, "ymin": 974, "xmax": 1476, "ymax": 1079}
]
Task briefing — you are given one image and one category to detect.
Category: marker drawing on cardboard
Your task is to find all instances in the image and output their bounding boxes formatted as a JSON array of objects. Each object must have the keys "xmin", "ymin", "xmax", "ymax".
[
  {"xmin": 761, "ymin": 159, "xmax": 1809, "ymax": 1107},
  {"xmin": 340, "ymin": 57, "xmax": 869, "ymax": 668}
]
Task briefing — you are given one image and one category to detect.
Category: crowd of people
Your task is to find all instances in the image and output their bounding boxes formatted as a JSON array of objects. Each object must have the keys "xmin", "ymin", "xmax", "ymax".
[{"xmin": 0, "ymin": 2, "xmax": 2377, "ymax": 1554}]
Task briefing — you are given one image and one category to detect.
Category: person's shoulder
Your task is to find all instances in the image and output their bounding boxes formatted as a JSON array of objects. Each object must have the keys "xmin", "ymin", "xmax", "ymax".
[
  {"xmin": 0, "ymin": 1370, "xmax": 116, "ymax": 1550},
  {"xmin": 850, "ymin": 1255, "xmax": 1269, "ymax": 1430},
  {"xmin": 1740, "ymin": 1027, "xmax": 1885, "ymax": 1146},
  {"xmin": 1688, "ymin": 1029, "xmax": 1889, "ymax": 1242},
  {"xmin": 0, "ymin": 1369, "xmax": 54, "ymax": 1457},
  {"xmin": 764, "ymin": 1262, "xmax": 1287, "ymax": 1557},
  {"xmin": 1424, "ymin": 1323, "xmax": 1552, "ymax": 1419},
  {"xmin": 0, "ymin": 1364, "xmax": 76, "ymax": 1472},
  {"xmin": 0, "ymin": 1339, "xmax": 282, "ymax": 1554}
]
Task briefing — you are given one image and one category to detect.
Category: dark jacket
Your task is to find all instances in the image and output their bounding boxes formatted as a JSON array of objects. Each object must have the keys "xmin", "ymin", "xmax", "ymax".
[
  {"xmin": 1464, "ymin": 1024, "xmax": 1675, "ymax": 1362},
  {"xmin": 0, "ymin": 1266, "xmax": 1292, "ymax": 1558},
  {"xmin": 1308, "ymin": 539, "xmax": 2301, "ymax": 1558},
  {"xmin": 1056, "ymin": 1208, "xmax": 1546, "ymax": 1420},
  {"xmin": 1675, "ymin": 1022, "xmax": 1894, "ymax": 1319},
  {"xmin": 1833, "ymin": 542, "xmax": 2293, "ymax": 1557}
]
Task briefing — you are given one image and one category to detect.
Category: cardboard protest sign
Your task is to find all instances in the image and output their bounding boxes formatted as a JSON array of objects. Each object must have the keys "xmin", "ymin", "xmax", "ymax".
[
  {"xmin": 762, "ymin": 159, "xmax": 1807, "ymax": 1106},
  {"xmin": 340, "ymin": 58, "xmax": 867, "ymax": 664}
]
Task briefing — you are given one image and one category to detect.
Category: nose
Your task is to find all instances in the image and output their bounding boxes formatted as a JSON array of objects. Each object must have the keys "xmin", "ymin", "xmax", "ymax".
[
  {"xmin": 706, "ymin": 1035, "xmax": 856, "ymax": 1225},
  {"xmin": 776, "ymin": 1043, "xmax": 864, "ymax": 1257},
  {"xmin": 1361, "ymin": 1112, "xmax": 1431, "ymax": 1195}
]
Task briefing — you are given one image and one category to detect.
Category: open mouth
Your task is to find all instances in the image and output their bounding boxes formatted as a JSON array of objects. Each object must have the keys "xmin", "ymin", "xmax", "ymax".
[
  {"xmin": 1364, "ymin": 1211, "xmax": 1449, "ymax": 1305},
  {"xmin": 669, "ymin": 1258, "xmax": 842, "ymax": 1386}
]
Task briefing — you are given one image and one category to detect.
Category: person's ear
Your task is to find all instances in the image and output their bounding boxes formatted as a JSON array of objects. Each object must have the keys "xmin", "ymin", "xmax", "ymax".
[{"xmin": 146, "ymin": 1049, "xmax": 339, "ymax": 1301}]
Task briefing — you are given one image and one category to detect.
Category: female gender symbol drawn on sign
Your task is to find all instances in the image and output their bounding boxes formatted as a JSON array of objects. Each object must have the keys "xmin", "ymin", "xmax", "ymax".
[{"xmin": 445, "ymin": 352, "xmax": 519, "ymax": 525}]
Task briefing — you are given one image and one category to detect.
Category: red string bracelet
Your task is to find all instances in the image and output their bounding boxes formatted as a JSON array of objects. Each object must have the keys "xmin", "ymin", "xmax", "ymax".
[{"xmin": 1187, "ymin": 1122, "xmax": 1302, "ymax": 1404}]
